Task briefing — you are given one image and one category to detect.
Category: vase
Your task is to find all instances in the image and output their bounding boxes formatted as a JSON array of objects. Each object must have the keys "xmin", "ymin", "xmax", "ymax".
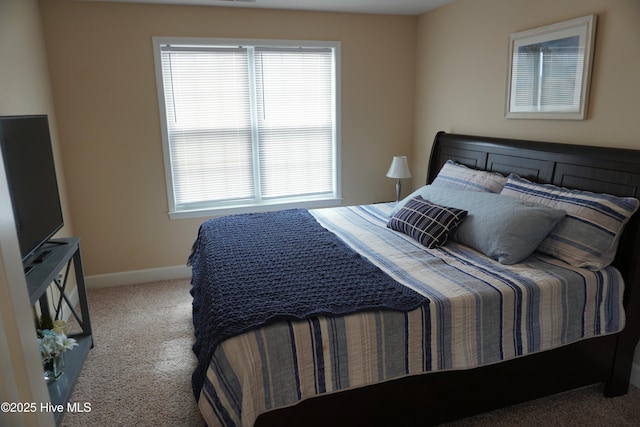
[{"xmin": 43, "ymin": 353, "xmax": 65, "ymax": 383}]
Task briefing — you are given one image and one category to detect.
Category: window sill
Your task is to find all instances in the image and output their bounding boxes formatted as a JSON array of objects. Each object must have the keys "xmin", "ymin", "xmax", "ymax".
[{"xmin": 168, "ymin": 198, "xmax": 343, "ymax": 220}]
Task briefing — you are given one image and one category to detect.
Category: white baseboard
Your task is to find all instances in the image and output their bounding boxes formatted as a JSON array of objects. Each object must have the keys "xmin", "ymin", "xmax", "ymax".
[
  {"xmin": 62, "ymin": 285, "xmax": 79, "ymax": 321},
  {"xmin": 86, "ymin": 265, "xmax": 191, "ymax": 289}
]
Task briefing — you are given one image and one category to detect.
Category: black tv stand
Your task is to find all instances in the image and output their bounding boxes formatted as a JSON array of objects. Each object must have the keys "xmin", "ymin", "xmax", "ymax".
[{"xmin": 26, "ymin": 237, "xmax": 93, "ymax": 425}]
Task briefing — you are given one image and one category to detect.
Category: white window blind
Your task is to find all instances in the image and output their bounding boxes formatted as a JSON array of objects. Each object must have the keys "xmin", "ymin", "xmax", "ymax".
[
  {"xmin": 510, "ymin": 35, "xmax": 583, "ymax": 113},
  {"xmin": 154, "ymin": 38, "xmax": 340, "ymax": 217}
]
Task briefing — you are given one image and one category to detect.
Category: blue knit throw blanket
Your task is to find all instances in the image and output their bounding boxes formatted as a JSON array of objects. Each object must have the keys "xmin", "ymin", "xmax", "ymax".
[{"xmin": 189, "ymin": 209, "xmax": 429, "ymax": 399}]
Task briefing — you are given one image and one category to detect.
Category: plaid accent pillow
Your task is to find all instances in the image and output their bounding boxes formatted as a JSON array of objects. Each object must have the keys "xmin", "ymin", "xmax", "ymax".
[
  {"xmin": 387, "ymin": 196, "xmax": 468, "ymax": 249},
  {"xmin": 500, "ymin": 174, "xmax": 640, "ymax": 269}
]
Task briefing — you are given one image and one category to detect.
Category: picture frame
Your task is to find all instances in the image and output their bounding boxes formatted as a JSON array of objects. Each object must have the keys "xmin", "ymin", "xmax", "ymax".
[{"xmin": 505, "ymin": 15, "xmax": 597, "ymax": 120}]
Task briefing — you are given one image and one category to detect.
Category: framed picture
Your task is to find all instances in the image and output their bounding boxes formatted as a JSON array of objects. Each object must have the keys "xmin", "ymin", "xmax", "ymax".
[{"xmin": 505, "ymin": 15, "xmax": 597, "ymax": 120}]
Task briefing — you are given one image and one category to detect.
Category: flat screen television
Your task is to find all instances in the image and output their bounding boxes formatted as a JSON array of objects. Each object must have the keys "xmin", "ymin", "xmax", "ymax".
[{"xmin": 0, "ymin": 115, "xmax": 64, "ymax": 270}]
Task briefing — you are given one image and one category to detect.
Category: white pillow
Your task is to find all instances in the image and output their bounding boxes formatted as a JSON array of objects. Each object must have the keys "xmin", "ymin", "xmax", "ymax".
[{"xmin": 432, "ymin": 160, "xmax": 507, "ymax": 193}]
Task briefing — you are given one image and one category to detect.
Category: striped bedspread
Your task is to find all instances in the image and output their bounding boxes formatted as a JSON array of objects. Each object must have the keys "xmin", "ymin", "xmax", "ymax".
[{"xmin": 196, "ymin": 203, "xmax": 625, "ymax": 427}]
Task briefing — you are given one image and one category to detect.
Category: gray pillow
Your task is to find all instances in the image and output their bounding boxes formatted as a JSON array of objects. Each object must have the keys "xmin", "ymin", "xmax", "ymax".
[{"xmin": 392, "ymin": 186, "xmax": 566, "ymax": 264}]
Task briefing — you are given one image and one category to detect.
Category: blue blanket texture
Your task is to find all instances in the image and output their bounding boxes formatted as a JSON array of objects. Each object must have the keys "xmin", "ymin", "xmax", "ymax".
[{"xmin": 189, "ymin": 208, "xmax": 429, "ymax": 399}]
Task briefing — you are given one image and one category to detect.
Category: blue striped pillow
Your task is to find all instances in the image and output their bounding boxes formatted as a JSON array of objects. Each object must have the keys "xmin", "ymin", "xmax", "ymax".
[
  {"xmin": 432, "ymin": 160, "xmax": 507, "ymax": 193},
  {"xmin": 387, "ymin": 196, "xmax": 468, "ymax": 249},
  {"xmin": 500, "ymin": 174, "xmax": 640, "ymax": 269}
]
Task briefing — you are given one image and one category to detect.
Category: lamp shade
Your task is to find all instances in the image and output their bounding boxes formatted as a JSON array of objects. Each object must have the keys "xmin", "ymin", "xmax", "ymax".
[{"xmin": 386, "ymin": 156, "xmax": 412, "ymax": 179}]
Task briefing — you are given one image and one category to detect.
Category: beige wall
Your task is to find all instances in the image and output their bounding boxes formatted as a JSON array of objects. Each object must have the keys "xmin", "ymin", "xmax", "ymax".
[
  {"xmin": 39, "ymin": 0, "xmax": 417, "ymax": 276},
  {"xmin": 0, "ymin": 0, "xmax": 62, "ymax": 424},
  {"xmin": 0, "ymin": 1, "xmax": 71, "ymax": 234},
  {"xmin": 414, "ymin": 0, "xmax": 640, "ymax": 185},
  {"xmin": 415, "ymin": 0, "xmax": 640, "ymax": 380}
]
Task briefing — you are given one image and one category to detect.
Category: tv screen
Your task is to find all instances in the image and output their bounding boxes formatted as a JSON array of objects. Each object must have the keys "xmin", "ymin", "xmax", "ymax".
[{"xmin": 0, "ymin": 115, "xmax": 64, "ymax": 264}]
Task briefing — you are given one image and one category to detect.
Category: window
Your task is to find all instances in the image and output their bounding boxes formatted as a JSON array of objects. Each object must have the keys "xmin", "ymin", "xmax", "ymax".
[{"xmin": 153, "ymin": 38, "xmax": 341, "ymax": 218}]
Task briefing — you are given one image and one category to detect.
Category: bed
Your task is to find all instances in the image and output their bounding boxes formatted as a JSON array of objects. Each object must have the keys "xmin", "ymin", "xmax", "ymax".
[{"xmin": 189, "ymin": 132, "xmax": 640, "ymax": 427}]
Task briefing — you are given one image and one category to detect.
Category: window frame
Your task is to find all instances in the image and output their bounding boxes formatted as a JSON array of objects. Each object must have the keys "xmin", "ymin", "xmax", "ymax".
[{"xmin": 152, "ymin": 37, "xmax": 342, "ymax": 219}]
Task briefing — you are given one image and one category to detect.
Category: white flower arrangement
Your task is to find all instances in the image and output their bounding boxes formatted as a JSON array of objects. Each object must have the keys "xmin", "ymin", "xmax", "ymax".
[{"xmin": 37, "ymin": 320, "xmax": 78, "ymax": 362}]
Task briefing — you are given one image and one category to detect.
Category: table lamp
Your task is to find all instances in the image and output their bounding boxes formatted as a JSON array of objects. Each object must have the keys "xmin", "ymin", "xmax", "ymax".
[{"xmin": 386, "ymin": 156, "xmax": 412, "ymax": 201}]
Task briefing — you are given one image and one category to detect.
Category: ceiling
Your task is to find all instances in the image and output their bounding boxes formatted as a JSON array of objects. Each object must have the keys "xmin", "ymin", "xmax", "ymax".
[{"xmin": 78, "ymin": 0, "xmax": 456, "ymax": 15}]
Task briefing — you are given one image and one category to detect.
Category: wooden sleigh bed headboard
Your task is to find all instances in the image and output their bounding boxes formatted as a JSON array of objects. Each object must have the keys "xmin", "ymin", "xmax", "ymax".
[{"xmin": 254, "ymin": 131, "xmax": 640, "ymax": 427}]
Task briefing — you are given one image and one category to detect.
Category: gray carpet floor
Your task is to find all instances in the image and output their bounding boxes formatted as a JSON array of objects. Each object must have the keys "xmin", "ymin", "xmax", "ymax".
[{"xmin": 61, "ymin": 279, "xmax": 640, "ymax": 426}]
